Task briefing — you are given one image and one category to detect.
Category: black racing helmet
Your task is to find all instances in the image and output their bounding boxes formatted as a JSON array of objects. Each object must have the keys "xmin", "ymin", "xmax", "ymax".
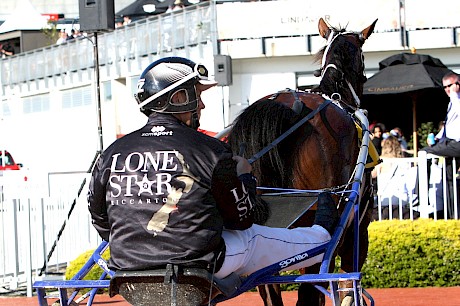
[{"xmin": 134, "ymin": 57, "xmax": 217, "ymax": 115}]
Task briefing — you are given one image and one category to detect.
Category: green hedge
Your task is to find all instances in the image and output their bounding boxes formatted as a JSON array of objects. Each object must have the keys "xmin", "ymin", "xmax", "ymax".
[
  {"xmin": 66, "ymin": 219, "xmax": 460, "ymax": 289},
  {"xmin": 362, "ymin": 219, "xmax": 460, "ymax": 288},
  {"xmin": 65, "ymin": 248, "xmax": 111, "ymax": 281}
]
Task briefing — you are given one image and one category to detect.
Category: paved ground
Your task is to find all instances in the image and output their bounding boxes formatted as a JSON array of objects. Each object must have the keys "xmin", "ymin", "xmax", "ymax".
[{"xmin": 1, "ymin": 287, "xmax": 460, "ymax": 305}]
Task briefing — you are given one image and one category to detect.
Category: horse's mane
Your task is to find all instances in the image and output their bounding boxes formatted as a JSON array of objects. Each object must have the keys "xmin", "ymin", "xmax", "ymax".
[{"xmin": 227, "ymin": 99, "xmax": 302, "ymax": 188}]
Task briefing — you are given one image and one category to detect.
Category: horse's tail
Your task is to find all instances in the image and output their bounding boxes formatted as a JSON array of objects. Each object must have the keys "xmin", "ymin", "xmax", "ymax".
[{"xmin": 227, "ymin": 99, "xmax": 301, "ymax": 188}]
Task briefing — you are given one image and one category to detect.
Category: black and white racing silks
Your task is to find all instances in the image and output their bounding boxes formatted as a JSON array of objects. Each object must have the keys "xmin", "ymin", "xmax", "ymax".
[{"xmin": 87, "ymin": 113, "xmax": 256, "ymax": 271}]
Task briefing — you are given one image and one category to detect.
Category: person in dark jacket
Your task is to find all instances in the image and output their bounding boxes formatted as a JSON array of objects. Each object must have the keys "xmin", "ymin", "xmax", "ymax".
[{"xmin": 87, "ymin": 56, "xmax": 338, "ymax": 280}]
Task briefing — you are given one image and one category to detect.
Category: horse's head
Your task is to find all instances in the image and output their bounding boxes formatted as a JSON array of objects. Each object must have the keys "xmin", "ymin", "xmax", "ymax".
[{"xmin": 314, "ymin": 17, "xmax": 378, "ymax": 109}]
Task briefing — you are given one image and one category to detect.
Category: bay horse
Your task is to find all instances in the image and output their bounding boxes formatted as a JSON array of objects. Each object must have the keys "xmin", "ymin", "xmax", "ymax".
[{"xmin": 226, "ymin": 17, "xmax": 378, "ymax": 306}]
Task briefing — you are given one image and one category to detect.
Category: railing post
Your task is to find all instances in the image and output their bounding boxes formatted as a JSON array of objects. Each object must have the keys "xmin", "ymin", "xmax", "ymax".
[
  {"xmin": 441, "ymin": 158, "xmax": 449, "ymax": 220},
  {"xmin": 453, "ymin": 158, "xmax": 458, "ymax": 219},
  {"xmin": 25, "ymin": 198, "xmax": 33, "ymax": 297},
  {"xmin": 11, "ymin": 199, "xmax": 19, "ymax": 290},
  {"xmin": 417, "ymin": 150, "xmax": 429, "ymax": 218}
]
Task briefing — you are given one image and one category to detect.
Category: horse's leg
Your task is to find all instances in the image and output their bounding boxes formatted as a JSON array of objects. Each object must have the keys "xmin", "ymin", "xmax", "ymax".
[
  {"xmin": 296, "ymin": 265, "xmax": 326, "ymax": 306},
  {"xmin": 257, "ymin": 284, "xmax": 284, "ymax": 306},
  {"xmin": 292, "ymin": 213, "xmax": 326, "ymax": 306},
  {"xmin": 296, "ymin": 284, "xmax": 325, "ymax": 306},
  {"xmin": 339, "ymin": 173, "xmax": 373, "ymax": 272}
]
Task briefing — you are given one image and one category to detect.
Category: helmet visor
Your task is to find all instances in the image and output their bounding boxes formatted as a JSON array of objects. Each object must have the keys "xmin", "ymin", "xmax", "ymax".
[{"xmin": 138, "ymin": 63, "xmax": 217, "ymax": 110}]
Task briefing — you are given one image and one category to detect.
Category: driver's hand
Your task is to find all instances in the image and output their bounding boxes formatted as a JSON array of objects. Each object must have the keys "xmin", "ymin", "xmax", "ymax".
[{"xmin": 233, "ymin": 156, "xmax": 252, "ymax": 176}]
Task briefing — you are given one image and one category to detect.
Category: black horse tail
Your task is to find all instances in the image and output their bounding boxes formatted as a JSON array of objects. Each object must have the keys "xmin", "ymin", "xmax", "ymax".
[{"xmin": 227, "ymin": 99, "xmax": 302, "ymax": 189}]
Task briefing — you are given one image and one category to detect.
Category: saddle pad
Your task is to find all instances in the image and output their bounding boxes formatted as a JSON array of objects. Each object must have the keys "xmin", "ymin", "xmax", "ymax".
[{"xmin": 261, "ymin": 194, "xmax": 317, "ymax": 228}]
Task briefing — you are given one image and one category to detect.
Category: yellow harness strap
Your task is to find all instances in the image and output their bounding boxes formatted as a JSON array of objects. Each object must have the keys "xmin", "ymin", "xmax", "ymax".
[{"xmin": 355, "ymin": 122, "xmax": 381, "ymax": 169}]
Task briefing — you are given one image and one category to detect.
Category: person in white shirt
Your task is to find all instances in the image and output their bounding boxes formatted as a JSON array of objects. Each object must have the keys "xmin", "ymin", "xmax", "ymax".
[
  {"xmin": 421, "ymin": 72, "xmax": 460, "ymax": 218},
  {"xmin": 435, "ymin": 73, "xmax": 460, "ymax": 143},
  {"xmin": 372, "ymin": 135, "xmax": 419, "ymax": 220},
  {"xmin": 56, "ymin": 30, "xmax": 68, "ymax": 44}
]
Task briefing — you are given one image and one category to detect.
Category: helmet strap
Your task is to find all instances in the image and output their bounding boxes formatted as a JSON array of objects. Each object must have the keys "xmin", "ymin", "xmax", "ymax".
[{"xmin": 190, "ymin": 111, "xmax": 200, "ymax": 130}]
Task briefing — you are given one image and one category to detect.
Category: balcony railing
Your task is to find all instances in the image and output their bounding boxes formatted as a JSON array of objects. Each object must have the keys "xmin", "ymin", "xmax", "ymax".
[
  {"xmin": 1, "ymin": 0, "xmax": 459, "ymax": 93},
  {"xmin": 0, "ymin": 1, "xmax": 216, "ymax": 93}
]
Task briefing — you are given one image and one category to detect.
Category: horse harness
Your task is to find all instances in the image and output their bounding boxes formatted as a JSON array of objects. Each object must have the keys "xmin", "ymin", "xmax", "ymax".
[
  {"xmin": 246, "ymin": 88, "xmax": 378, "ymax": 195},
  {"xmin": 247, "ymin": 90, "xmax": 332, "ymax": 165}
]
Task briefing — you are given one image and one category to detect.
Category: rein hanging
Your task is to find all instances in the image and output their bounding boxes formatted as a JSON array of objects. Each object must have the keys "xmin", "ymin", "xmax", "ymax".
[{"xmin": 248, "ymin": 98, "xmax": 332, "ymax": 164}]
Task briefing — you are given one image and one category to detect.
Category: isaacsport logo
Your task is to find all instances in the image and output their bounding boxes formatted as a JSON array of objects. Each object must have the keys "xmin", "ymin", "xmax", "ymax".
[{"xmin": 141, "ymin": 126, "xmax": 173, "ymax": 137}]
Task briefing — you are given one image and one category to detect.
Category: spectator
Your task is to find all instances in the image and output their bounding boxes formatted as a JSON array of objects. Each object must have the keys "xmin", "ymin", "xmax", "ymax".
[
  {"xmin": 167, "ymin": 0, "xmax": 185, "ymax": 12},
  {"xmin": 390, "ymin": 127, "xmax": 410, "ymax": 156},
  {"xmin": 67, "ymin": 28, "xmax": 82, "ymax": 40},
  {"xmin": 372, "ymin": 135, "xmax": 419, "ymax": 220},
  {"xmin": 122, "ymin": 15, "xmax": 132, "ymax": 26},
  {"xmin": 371, "ymin": 123, "xmax": 385, "ymax": 155},
  {"xmin": 0, "ymin": 42, "xmax": 14, "ymax": 57},
  {"xmin": 115, "ymin": 20, "xmax": 124, "ymax": 28},
  {"xmin": 56, "ymin": 30, "xmax": 68, "ymax": 44},
  {"xmin": 67, "ymin": 29, "xmax": 75, "ymax": 41},
  {"xmin": 420, "ymin": 72, "xmax": 460, "ymax": 219}
]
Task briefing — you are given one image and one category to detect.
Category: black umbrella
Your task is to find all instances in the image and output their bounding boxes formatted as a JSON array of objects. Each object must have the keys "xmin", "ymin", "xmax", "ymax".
[
  {"xmin": 363, "ymin": 52, "xmax": 453, "ymax": 154},
  {"xmin": 117, "ymin": 0, "xmax": 192, "ymax": 18}
]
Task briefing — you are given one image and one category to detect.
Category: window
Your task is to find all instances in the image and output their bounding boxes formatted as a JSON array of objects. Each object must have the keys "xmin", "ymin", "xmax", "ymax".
[
  {"xmin": 131, "ymin": 77, "xmax": 140, "ymax": 96},
  {"xmin": 103, "ymin": 81, "xmax": 112, "ymax": 101},
  {"xmin": 62, "ymin": 86, "xmax": 93, "ymax": 108},
  {"xmin": 1, "ymin": 100, "xmax": 11, "ymax": 117},
  {"xmin": 23, "ymin": 94, "xmax": 50, "ymax": 114}
]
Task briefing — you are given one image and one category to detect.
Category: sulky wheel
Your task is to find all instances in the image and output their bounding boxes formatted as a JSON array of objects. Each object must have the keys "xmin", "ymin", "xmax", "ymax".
[
  {"xmin": 340, "ymin": 294, "xmax": 368, "ymax": 306},
  {"xmin": 341, "ymin": 294, "xmax": 354, "ymax": 306}
]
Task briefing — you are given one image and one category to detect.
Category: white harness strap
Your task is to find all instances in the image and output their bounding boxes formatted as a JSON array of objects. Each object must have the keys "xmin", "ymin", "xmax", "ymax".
[
  {"xmin": 320, "ymin": 30, "xmax": 362, "ymax": 108},
  {"xmin": 347, "ymin": 80, "xmax": 361, "ymax": 107}
]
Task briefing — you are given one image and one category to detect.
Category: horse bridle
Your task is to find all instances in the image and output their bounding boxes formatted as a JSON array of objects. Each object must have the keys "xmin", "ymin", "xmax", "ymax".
[{"xmin": 319, "ymin": 30, "xmax": 366, "ymax": 108}]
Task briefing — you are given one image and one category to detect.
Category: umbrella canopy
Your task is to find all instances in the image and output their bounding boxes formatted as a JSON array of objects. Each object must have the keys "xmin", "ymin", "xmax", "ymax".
[
  {"xmin": 362, "ymin": 53, "xmax": 454, "ymax": 154},
  {"xmin": 116, "ymin": 0, "xmax": 193, "ymax": 18},
  {"xmin": 364, "ymin": 53, "xmax": 453, "ymax": 95}
]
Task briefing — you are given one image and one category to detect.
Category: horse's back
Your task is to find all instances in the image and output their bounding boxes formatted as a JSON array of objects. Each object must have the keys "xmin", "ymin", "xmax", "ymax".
[
  {"xmin": 259, "ymin": 90, "xmax": 359, "ymax": 191},
  {"xmin": 228, "ymin": 90, "xmax": 359, "ymax": 192}
]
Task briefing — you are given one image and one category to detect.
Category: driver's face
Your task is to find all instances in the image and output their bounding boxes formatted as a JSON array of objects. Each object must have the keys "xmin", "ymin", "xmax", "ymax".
[{"xmin": 173, "ymin": 86, "xmax": 206, "ymax": 127}]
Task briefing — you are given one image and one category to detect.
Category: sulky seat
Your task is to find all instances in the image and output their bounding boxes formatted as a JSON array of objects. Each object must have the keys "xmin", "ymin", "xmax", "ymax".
[{"xmin": 109, "ymin": 264, "xmax": 241, "ymax": 306}]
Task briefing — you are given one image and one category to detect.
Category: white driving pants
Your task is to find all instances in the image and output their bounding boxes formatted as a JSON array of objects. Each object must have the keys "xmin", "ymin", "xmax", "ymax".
[{"xmin": 215, "ymin": 224, "xmax": 331, "ymax": 279}]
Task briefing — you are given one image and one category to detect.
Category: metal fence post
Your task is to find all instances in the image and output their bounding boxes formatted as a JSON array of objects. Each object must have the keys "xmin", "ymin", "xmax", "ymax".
[
  {"xmin": 453, "ymin": 158, "xmax": 458, "ymax": 219},
  {"xmin": 25, "ymin": 198, "xmax": 32, "ymax": 297},
  {"xmin": 417, "ymin": 151, "xmax": 429, "ymax": 218},
  {"xmin": 11, "ymin": 199, "xmax": 19, "ymax": 290}
]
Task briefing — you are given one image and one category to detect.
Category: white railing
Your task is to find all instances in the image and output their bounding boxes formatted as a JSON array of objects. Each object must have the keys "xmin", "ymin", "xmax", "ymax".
[
  {"xmin": 373, "ymin": 151, "xmax": 458, "ymax": 221},
  {"xmin": 0, "ymin": 169, "xmax": 101, "ymax": 295}
]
